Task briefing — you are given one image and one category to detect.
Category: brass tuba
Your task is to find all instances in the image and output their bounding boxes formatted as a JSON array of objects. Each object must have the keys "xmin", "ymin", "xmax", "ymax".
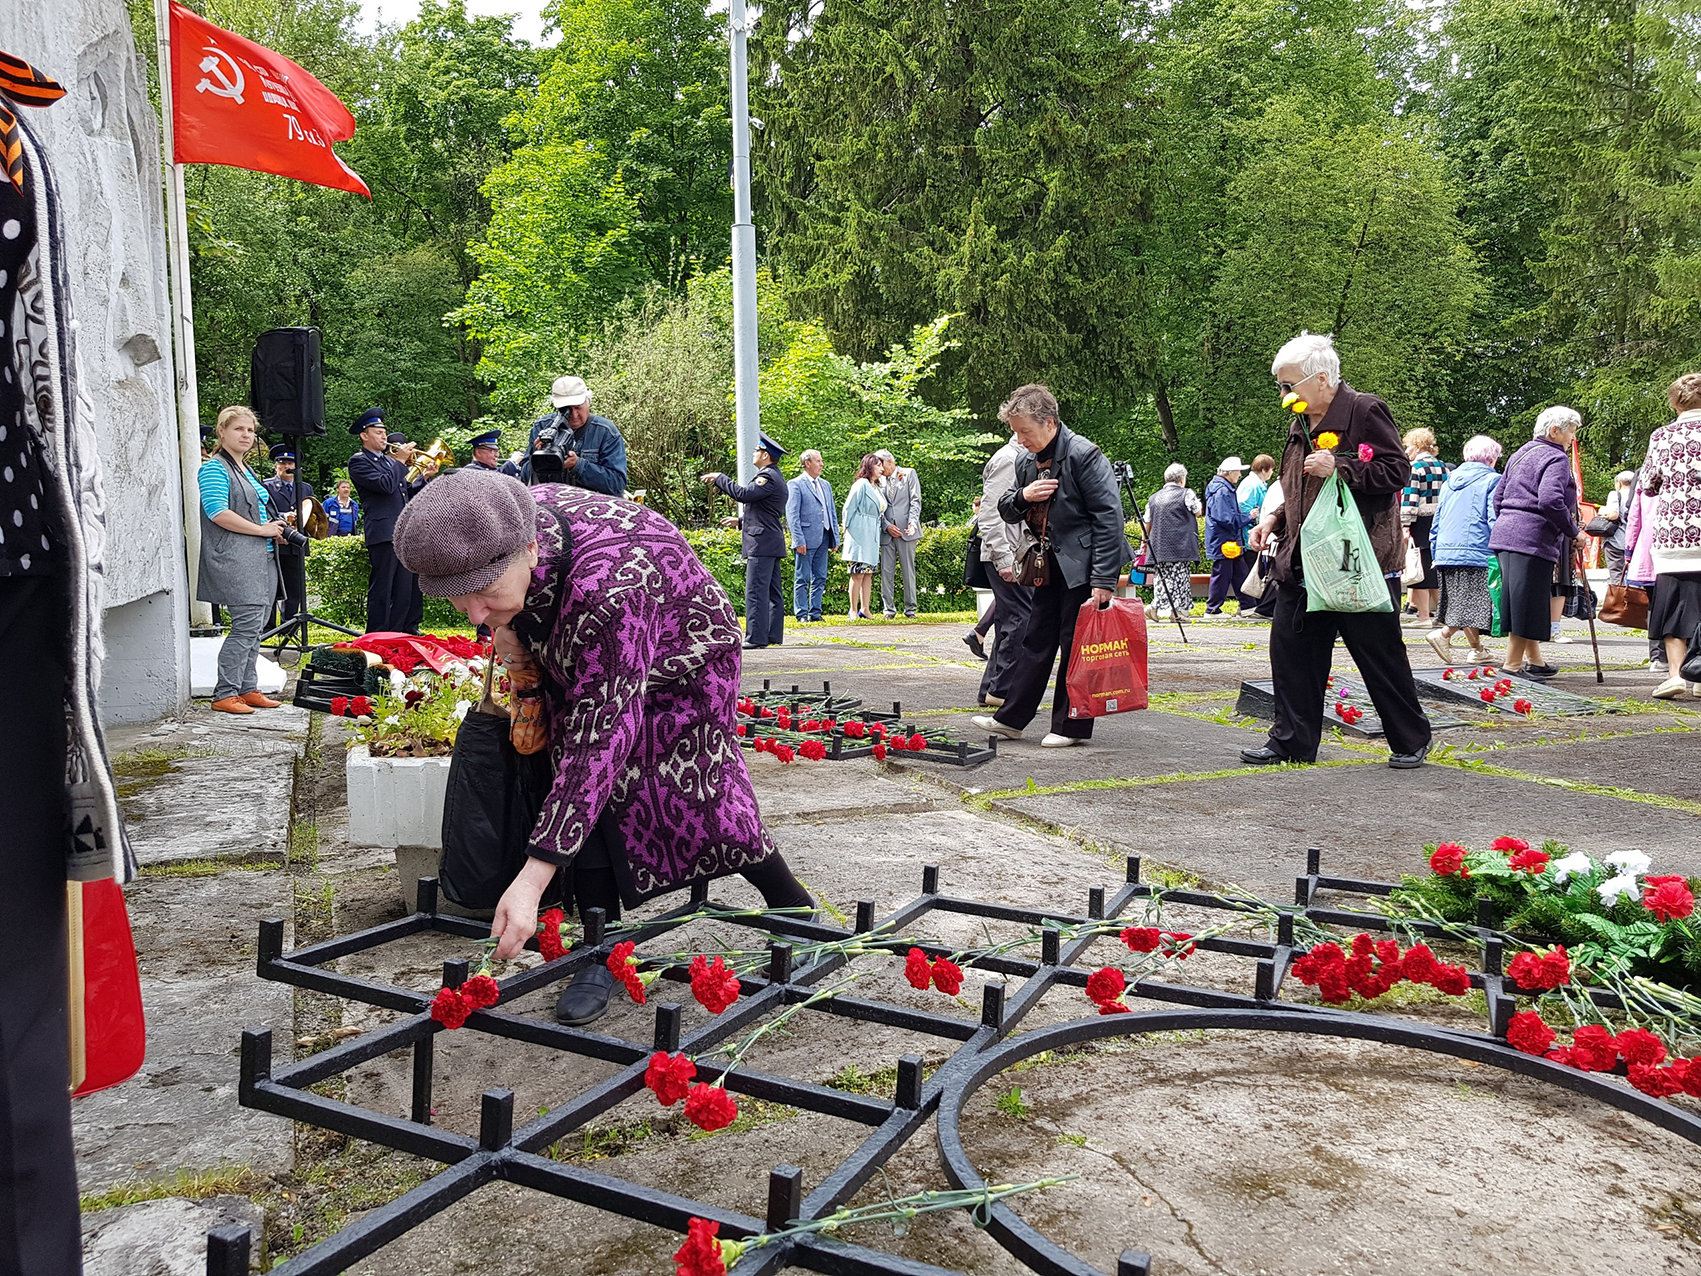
[{"xmin": 406, "ymin": 437, "xmax": 453, "ymax": 482}]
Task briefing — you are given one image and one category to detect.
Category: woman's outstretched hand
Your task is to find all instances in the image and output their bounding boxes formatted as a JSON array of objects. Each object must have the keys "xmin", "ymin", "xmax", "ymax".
[{"xmin": 490, "ymin": 856, "xmax": 559, "ymax": 960}]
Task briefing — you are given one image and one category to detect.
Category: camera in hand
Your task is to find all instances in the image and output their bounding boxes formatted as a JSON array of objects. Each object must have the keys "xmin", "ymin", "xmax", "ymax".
[
  {"xmin": 278, "ymin": 522, "xmax": 309, "ymax": 549},
  {"xmin": 528, "ymin": 412, "xmax": 576, "ymax": 484}
]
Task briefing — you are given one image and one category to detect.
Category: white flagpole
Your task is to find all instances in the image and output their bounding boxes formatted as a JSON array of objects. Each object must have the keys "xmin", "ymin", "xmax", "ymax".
[
  {"xmin": 729, "ymin": 0, "xmax": 759, "ymax": 484},
  {"xmin": 152, "ymin": 0, "xmax": 212, "ymax": 626}
]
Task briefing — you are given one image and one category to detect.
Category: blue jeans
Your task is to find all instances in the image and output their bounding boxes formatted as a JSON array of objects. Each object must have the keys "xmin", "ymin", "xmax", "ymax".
[{"xmin": 793, "ymin": 542, "xmax": 830, "ymax": 620}]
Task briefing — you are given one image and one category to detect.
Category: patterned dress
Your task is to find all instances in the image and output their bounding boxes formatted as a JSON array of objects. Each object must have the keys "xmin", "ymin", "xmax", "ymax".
[{"xmin": 513, "ymin": 488, "xmax": 774, "ymax": 901}]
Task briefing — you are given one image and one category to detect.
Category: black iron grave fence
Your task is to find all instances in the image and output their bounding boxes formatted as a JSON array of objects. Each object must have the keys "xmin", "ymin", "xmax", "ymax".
[{"xmin": 206, "ymin": 850, "xmax": 1701, "ymax": 1276}]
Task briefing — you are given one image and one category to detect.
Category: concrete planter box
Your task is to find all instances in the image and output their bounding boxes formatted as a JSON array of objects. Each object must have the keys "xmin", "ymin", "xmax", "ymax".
[{"xmin": 346, "ymin": 745, "xmax": 451, "ymax": 849}]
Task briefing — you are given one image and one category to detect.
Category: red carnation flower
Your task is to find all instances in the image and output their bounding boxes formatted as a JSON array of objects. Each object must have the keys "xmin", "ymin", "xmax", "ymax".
[
  {"xmin": 799, "ymin": 739, "xmax": 827, "ymax": 761},
  {"xmin": 1568, "ymin": 1024, "xmax": 1619, "ymax": 1072},
  {"xmin": 1509, "ymin": 848, "xmax": 1550, "ymax": 873},
  {"xmin": 537, "ymin": 908, "xmax": 566, "ymax": 962},
  {"xmin": 1615, "ymin": 1028, "xmax": 1667, "ymax": 1068},
  {"xmin": 1085, "ymin": 966, "xmax": 1127, "ymax": 1006},
  {"xmin": 1506, "ymin": 1011, "xmax": 1556, "ymax": 1056},
  {"xmin": 644, "ymin": 1050, "xmax": 697, "ymax": 1106},
  {"xmin": 1120, "ymin": 926, "xmax": 1161, "ymax": 953},
  {"xmin": 872, "ymin": 743, "xmax": 887, "ymax": 760},
  {"xmin": 904, "ymin": 948, "xmax": 933, "ymax": 990},
  {"xmin": 1629, "ymin": 1062, "xmax": 1687, "ymax": 1099},
  {"xmin": 1645, "ymin": 878, "xmax": 1695, "ymax": 923},
  {"xmin": 674, "ymin": 1217, "xmax": 729, "ymax": 1276},
  {"xmin": 774, "ymin": 744, "xmax": 795, "ymax": 763},
  {"xmin": 870, "ymin": 722, "xmax": 887, "ymax": 737},
  {"xmin": 736, "ymin": 723, "xmax": 748, "ymax": 737},
  {"xmin": 1161, "ymin": 931, "xmax": 1196, "ymax": 959},
  {"xmin": 459, "ymin": 974, "xmax": 500, "ymax": 1010},
  {"xmin": 930, "ymin": 956, "xmax": 964, "ymax": 996},
  {"xmin": 351, "ymin": 695, "xmax": 373, "ymax": 717},
  {"xmin": 1479, "ymin": 687, "xmax": 1496, "ymax": 702},
  {"xmin": 1429, "ymin": 844, "xmax": 1467, "ymax": 877},
  {"xmin": 844, "ymin": 720, "xmax": 864, "ymax": 738},
  {"xmin": 1513, "ymin": 699, "xmax": 1533, "ymax": 714},
  {"xmin": 1491, "ymin": 836, "xmax": 1530, "ymax": 853},
  {"xmin": 429, "ymin": 986, "xmax": 470, "ymax": 1030},
  {"xmin": 330, "ymin": 695, "xmax": 349, "ymax": 716},
  {"xmin": 907, "ymin": 732, "xmax": 927, "ymax": 751},
  {"xmin": 1679, "ymin": 1058, "xmax": 1701, "ymax": 1099},
  {"xmin": 1508, "ymin": 948, "xmax": 1567, "ymax": 991},
  {"xmin": 1097, "ymin": 999, "xmax": 1131, "ymax": 1014},
  {"xmin": 1430, "ymin": 964, "xmax": 1472, "ymax": 996},
  {"xmin": 683, "ymin": 1083, "xmax": 738, "ymax": 1131},
  {"xmin": 608, "ymin": 941, "xmax": 647, "ymax": 1003},
  {"xmin": 1357, "ymin": 442, "xmax": 1374, "ymax": 462},
  {"xmin": 803, "ymin": 719, "xmax": 822, "ymax": 732},
  {"xmin": 689, "ymin": 955, "xmax": 742, "ymax": 1015},
  {"xmin": 1398, "ymin": 943, "xmax": 1439, "ymax": 984}
]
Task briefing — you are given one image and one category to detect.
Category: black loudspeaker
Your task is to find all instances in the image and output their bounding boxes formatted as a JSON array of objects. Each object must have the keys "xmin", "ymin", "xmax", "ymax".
[{"xmin": 251, "ymin": 327, "xmax": 325, "ymax": 437}]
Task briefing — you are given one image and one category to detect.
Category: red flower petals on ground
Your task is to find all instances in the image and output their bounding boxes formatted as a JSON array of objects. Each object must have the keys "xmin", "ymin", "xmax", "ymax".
[
  {"xmin": 1085, "ymin": 966, "xmax": 1127, "ymax": 1007},
  {"xmin": 1509, "ymin": 848, "xmax": 1550, "ymax": 873},
  {"xmin": 429, "ymin": 986, "xmax": 470, "ymax": 1030},
  {"xmin": 1429, "ymin": 843, "xmax": 1467, "ymax": 877},
  {"xmin": 458, "ymin": 974, "xmax": 500, "ymax": 1010},
  {"xmin": 645, "ymin": 1051, "xmax": 698, "ymax": 1106},
  {"xmin": 1645, "ymin": 878, "xmax": 1695, "ymax": 923},
  {"xmin": 689, "ymin": 955, "xmax": 742, "ymax": 1015},
  {"xmin": 683, "ymin": 1083, "xmax": 738, "ymax": 1131},
  {"xmin": 1121, "ymin": 926, "xmax": 1161, "ymax": 953},
  {"xmin": 930, "ymin": 956, "xmax": 965, "ymax": 996},
  {"xmin": 537, "ymin": 908, "xmax": 566, "ymax": 962},
  {"xmin": 1506, "ymin": 1011, "xmax": 1556, "ymax": 1055}
]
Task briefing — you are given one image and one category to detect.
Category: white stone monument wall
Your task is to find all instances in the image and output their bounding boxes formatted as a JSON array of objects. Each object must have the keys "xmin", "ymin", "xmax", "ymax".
[{"xmin": 0, "ymin": 0, "xmax": 190, "ymax": 722}]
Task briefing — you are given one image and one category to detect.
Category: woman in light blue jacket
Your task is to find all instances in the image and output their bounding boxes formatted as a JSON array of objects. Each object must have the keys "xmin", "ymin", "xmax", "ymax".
[
  {"xmin": 839, "ymin": 453, "xmax": 888, "ymax": 619},
  {"xmin": 1426, "ymin": 434, "xmax": 1503, "ymax": 665}
]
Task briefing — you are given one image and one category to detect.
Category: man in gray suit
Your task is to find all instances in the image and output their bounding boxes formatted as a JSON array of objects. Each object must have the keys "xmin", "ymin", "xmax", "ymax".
[
  {"xmin": 975, "ymin": 434, "xmax": 1034, "ymax": 706},
  {"xmin": 876, "ymin": 448, "xmax": 923, "ymax": 617}
]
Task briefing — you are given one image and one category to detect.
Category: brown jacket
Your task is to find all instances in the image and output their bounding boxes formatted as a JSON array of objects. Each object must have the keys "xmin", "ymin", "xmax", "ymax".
[{"xmin": 1267, "ymin": 382, "xmax": 1412, "ymax": 587}]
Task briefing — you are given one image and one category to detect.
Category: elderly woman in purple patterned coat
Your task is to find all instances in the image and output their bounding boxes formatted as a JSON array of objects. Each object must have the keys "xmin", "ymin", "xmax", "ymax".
[{"xmin": 393, "ymin": 471, "xmax": 814, "ymax": 1025}]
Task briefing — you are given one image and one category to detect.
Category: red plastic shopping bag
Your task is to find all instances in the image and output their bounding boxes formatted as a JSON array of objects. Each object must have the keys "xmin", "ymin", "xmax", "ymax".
[
  {"xmin": 70, "ymin": 878, "xmax": 146, "ymax": 1097},
  {"xmin": 1065, "ymin": 598, "xmax": 1149, "ymax": 718}
]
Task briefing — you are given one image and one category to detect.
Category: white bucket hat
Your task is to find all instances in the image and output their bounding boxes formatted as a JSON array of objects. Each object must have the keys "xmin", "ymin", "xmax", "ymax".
[
  {"xmin": 550, "ymin": 375, "xmax": 591, "ymax": 408},
  {"xmin": 1218, "ymin": 456, "xmax": 1245, "ymax": 474}
]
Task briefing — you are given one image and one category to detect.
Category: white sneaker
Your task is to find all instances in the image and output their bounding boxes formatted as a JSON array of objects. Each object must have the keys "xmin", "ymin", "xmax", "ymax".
[
  {"xmin": 1551, "ymin": 628, "xmax": 1574, "ymax": 644},
  {"xmin": 1652, "ymin": 676, "xmax": 1691, "ymax": 700},
  {"xmin": 982, "ymin": 694, "xmax": 1005, "ymax": 709},
  {"xmin": 1466, "ymin": 647, "xmax": 1496, "ymax": 665},
  {"xmin": 1040, "ymin": 733, "xmax": 1085, "ymax": 748},
  {"xmin": 1424, "ymin": 629, "xmax": 1453, "ymax": 663},
  {"xmin": 971, "ymin": 714, "xmax": 1023, "ymax": 739}
]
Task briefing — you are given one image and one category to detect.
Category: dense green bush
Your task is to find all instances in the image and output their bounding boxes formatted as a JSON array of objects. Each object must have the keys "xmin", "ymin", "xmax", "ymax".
[{"xmin": 303, "ymin": 535, "xmax": 465, "ymax": 631}]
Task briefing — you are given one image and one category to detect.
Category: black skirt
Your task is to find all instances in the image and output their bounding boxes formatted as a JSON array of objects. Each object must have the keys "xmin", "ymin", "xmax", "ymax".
[
  {"xmin": 1648, "ymin": 571, "xmax": 1701, "ymax": 642},
  {"xmin": 1411, "ymin": 515, "xmax": 1439, "ymax": 590},
  {"xmin": 1497, "ymin": 550, "xmax": 1557, "ymax": 641}
]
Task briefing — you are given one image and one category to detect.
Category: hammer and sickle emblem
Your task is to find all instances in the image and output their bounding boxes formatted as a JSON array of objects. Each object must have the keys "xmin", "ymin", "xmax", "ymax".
[{"xmin": 195, "ymin": 46, "xmax": 245, "ymax": 104}]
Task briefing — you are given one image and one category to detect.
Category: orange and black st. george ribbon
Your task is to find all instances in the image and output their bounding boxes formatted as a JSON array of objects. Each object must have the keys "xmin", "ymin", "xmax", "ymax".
[{"xmin": 0, "ymin": 51, "xmax": 68, "ymax": 194}]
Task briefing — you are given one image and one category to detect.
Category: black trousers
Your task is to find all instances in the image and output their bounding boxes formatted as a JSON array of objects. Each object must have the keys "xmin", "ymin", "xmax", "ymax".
[
  {"xmin": 994, "ymin": 560, "xmax": 1093, "ymax": 739},
  {"xmin": 571, "ymin": 854, "xmax": 812, "ymax": 922},
  {"xmin": 402, "ymin": 571, "xmax": 425, "ymax": 636},
  {"xmin": 365, "ymin": 540, "xmax": 406, "ymax": 633},
  {"xmin": 0, "ymin": 576, "xmax": 80, "ymax": 1276},
  {"xmin": 273, "ymin": 550, "xmax": 306, "ymax": 627},
  {"xmin": 979, "ymin": 571, "xmax": 1034, "ymax": 701},
  {"xmin": 743, "ymin": 555, "xmax": 785, "ymax": 647},
  {"xmin": 1266, "ymin": 582, "xmax": 1432, "ymax": 762}
]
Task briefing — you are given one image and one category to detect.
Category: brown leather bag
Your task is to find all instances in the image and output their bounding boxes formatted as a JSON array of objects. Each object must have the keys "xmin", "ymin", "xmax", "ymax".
[
  {"xmin": 1599, "ymin": 582, "xmax": 1649, "ymax": 629},
  {"xmin": 1016, "ymin": 502, "xmax": 1051, "ymax": 587}
]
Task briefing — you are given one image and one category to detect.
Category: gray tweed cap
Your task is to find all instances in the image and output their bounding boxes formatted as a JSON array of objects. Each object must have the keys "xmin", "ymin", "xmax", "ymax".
[{"xmin": 393, "ymin": 470, "xmax": 539, "ymax": 596}]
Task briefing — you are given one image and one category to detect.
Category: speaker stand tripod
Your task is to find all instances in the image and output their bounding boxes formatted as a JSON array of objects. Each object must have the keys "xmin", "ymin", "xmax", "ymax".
[{"xmin": 261, "ymin": 474, "xmax": 360, "ymax": 658}]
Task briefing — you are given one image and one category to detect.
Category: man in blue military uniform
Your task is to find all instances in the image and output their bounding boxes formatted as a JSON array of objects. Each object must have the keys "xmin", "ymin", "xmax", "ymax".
[
  {"xmin": 348, "ymin": 408, "xmax": 439, "ymax": 633},
  {"xmin": 466, "ymin": 429, "xmax": 520, "ymax": 476},
  {"xmin": 519, "ymin": 374, "xmax": 628, "ymax": 493},
  {"xmin": 703, "ymin": 432, "xmax": 790, "ymax": 649},
  {"xmin": 261, "ymin": 442, "xmax": 315, "ymax": 627}
]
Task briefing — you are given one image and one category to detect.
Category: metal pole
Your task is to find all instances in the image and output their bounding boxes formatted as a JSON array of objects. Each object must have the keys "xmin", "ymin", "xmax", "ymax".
[
  {"xmin": 729, "ymin": 0, "xmax": 760, "ymax": 484},
  {"xmin": 153, "ymin": 0, "xmax": 213, "ymax": 627}
]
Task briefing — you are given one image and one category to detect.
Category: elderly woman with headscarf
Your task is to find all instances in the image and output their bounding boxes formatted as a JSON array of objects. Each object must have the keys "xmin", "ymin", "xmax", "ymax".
[
  {"xmin": 1488, "ymin": 406, "xmax": 1586, "ymax": 681},
  {"xmin": 1640, "ymin": 372, "xmax": 1701, "ymax": 698},
  {"xmin": 393, "ymin": 472, "xmax": 813, "ymax": 1025}
]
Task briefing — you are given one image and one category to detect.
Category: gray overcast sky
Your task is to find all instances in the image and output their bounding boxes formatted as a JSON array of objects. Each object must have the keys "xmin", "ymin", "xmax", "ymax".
[{"xmin": 356, "ymin": 0, "xmax": 553, "ymax": 46}]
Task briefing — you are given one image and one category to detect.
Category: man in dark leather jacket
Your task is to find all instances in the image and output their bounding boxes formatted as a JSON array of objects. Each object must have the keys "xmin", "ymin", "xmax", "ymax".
[{"xmin": 971, "ymin": 384, "xmax": 1132, "ymax": 747}]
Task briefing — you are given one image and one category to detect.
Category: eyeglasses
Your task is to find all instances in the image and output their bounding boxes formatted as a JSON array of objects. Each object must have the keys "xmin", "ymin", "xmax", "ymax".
[{"xmin": 1276, "ymin": 373, "xmax": 1314, "ymax": 394}]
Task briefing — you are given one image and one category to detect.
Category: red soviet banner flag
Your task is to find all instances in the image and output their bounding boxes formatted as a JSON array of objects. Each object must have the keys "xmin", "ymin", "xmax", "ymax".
[{"xmin": 168, "ymin": 1, "xmax": 369, "ymax": 197}]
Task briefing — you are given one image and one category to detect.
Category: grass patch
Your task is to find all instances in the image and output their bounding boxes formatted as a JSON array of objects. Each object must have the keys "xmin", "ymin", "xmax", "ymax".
[
  {"xmin": 970, "ymin": 756, "xmax": 1378, "ymax": 804},
  {"xmin": 81, "ymin": 1165, "xmax": 259, "ymax": 1213},
  {"xmin": 994, "ymin": 1086, "xmax": 1031, "ymax": 1119},
  {"xmin": 111, "ymin": 745, "xmax": 216, "ymax": 778},
  {"xmin": 294, "ymin": 878, "xmax": 336, "ymax": 946},
  {"xmin": 828, "ymin": 1062, "xmax": 902, "ymax": 1096},
  {"xmin": 1426, "ymin": 752, "xmax": 1701, "ymax": 816},
  {"xmin": 139, "ymin": 857, "xmax": 285, "ymax": 878},
  {"xmin": 1056, "ymin": 1132, "xmax": 1089, "ymax": 1148},
  {"xmin": 289, "ymin": 820, "xmax": 320, "ymax": 869},
  {"xmin": 691, "ymin": 1096, "xmax": 796, "ymax": 1140},
  {"xmin": 275, "ymin": 1147, "xmax": 433, "ymax": 1262}
]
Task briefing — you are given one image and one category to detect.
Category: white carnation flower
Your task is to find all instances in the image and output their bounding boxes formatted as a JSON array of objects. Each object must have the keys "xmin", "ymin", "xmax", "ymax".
[
  {"xmin": 454, "ymin": 700, "xmax": 472, "ymax": 721},
  {"xmin": 389, "ymin": 668, "xmax": 407, "ymax": 692},
  {"xmin": 384, "ymin": 714, "xmax": 401, "ymax": 726},
  {"xmin": 1550, "ymin": 852, "xmax": 1595, "ymax": 885},
  {"xmin": 1603, "ymin": 848, "xmax": 1651, "ymax": 878},
  {"xmin": 1597, "ymin": 874, "xmax": 1641, "ymax": 907}
]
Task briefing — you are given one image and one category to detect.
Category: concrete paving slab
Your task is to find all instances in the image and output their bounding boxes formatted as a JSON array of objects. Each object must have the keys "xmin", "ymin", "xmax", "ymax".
[
  {"xmin": 991, "ymin": 763, "xmax": 1701, "ymax": 899},
  {"xmin": 1490, "ymin": 727, "xmax": 1701, "ymax": 803},
  {"xmin": 82, "ymin": 1195, "xmax": 263, "ymax": 1276}
]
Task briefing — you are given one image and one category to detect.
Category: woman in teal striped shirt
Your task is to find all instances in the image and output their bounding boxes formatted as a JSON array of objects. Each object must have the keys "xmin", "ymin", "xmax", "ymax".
[{"xmin": 197, "ymin": 406, "xmax": 287, "ymax": 713}]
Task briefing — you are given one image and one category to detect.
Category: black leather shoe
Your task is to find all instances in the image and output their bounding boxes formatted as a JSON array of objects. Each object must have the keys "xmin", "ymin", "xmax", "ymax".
[
  {"xmin": 1240, "ymin": 744, "xmax": 1305, "ymax": 765},
  {"xmin": 962, "ymin": 632, "xmax": 987, "ymax": 659},
  {"xmin": 1524, "ymin": 663, "xmax": 1559, "ymax": 679},
  {"xmin": 1388, "ymin": 742, "xmax": 1431, "ymax": 769},
  {"xmin": 742, "ymin": 641, "xmax": 766, "ymax": 650},
  {"xmin": 554, "ymin": 965, "xmax": 616, "ymax": 1026}
]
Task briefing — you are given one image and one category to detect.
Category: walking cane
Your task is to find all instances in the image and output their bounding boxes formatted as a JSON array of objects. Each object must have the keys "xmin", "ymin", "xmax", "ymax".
[{"xmin": 1580, "ymin": 549, "xmax": 1604, "ymax": 683}]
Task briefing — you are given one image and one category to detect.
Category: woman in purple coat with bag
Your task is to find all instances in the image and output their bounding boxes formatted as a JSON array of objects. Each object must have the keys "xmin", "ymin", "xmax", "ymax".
[
  {"xmin": 1488, "ymin": 406, "xmax": 1587, "ymax": 681},
  {"xmin": 394, "ymin": 471, "xmax": 813, "ymax": 1025}
]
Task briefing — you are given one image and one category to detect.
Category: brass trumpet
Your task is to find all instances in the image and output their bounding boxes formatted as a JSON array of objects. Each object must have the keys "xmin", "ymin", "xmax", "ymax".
[{"xmin": 405, "ymin": 437, "xmax": 453, "ymax": 482}]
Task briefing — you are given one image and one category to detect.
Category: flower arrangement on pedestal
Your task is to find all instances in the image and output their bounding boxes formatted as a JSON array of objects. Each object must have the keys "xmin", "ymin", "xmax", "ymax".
[{"xmin": 333, "ymin": 645, "xmax": 489, "ymax": 757}]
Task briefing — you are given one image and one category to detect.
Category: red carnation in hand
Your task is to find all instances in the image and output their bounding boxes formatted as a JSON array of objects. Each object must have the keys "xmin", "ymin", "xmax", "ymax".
[
  {"xmin": 330, "ymin": 695, "xmax": 349, "ymax": 716},
  {"xmin": 537, "ymin": 908, "xmax": 567, "ymax": 962},
  {"xmin": 1085, "ymin": 966, "xmax": 1127, "ymax": 1007},
  {"xmin": 1506, "ymin": 1011, "xmax": 1556, "ymax": 1056},
  {"xmin": 1429, "ymin": 843, "xmax": 1468, "ymax": 877},
  {"xmin": 683, "ymin": 1083, "xmax": 738, "ymax": 1131},
  {"xmin": 1491, "ymin": 836, "xmax": 1530, "ymax": 853},
  {"xmin": 1615, "ymin": 1028, "xmax": 1667, "ymax": 1068},
  {"xmin": 644, "ymin": 1050, "xmax": 698, "ymax": 1106},
  {"xmin": 872, "ymin": 743, "xmax": 887, "ymax": 760},
  {"xmin": 1120, "ymin": 926, "xmax": 1161, "ymax": 954},
  {"xmin": 1645, "ymin": 878, "xmax": 1695, "ymax": 923},
  {"xmin": 689, "ymin": 955, "xmax": 742, "ymax": 1015},
  {"xmin": 1509, "ymin": 847, "xmax": 1550, "ymax": 874},
  {"xmin": 904, "ymin": 948, "xmax": 933, "ymax": 990},
  {"xmin": 459, "ymin": 974, "xmax": 500, "ymax": 1010},
  {"xmin": 930, "ymin": 956, "xmax": 965, "ymax": 996},
  {"xmin": 429, "ymin": 986, "xmax": 470, "ymax": 1030},
  {"xmin": 674, "ymin": 1217, "xmax": 731, "ymax": 1276}
]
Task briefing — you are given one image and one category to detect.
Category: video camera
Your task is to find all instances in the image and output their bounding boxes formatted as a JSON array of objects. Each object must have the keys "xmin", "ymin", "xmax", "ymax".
[
  {"xmin": 1110, "ymin": 460, "xmax": 1136, "ymax": 483},
  {"xmin": 529, "ymin": 412, "xmax": 577, "ymax": 484}
]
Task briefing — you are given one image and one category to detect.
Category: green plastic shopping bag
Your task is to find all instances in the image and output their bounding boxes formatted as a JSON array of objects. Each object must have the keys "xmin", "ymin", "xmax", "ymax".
[
  {"xmin": 1486, "ymin": 556, "xmax": 1504, "ymax": 638},
  {"xmin": 1299, "ymin": 473, "xmax": 1394, "ymax": 613}
]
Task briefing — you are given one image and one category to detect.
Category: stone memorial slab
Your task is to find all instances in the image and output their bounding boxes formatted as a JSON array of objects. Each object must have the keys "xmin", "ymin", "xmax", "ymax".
[
  {"xmin": 1235, "ymin": 680, "xmax": 1467, "ymax": 738},
  {"xmin": 1411, "ymin": 666, "xmax": 1616, "ymax": 716}
]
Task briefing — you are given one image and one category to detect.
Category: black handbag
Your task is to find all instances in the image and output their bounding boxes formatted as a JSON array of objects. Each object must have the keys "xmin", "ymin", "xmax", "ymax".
[
  {"xmin": 439, "ymin": 659, "xmax": 559, "ymax": 909},
  {"xmin": 1584, "ymin": 514, "xmax": 1615, "ymax": 538},
  {"xmin": 1562, "ymin": 553, "xmax": 1596, "ymax": 621},
  {"xmin": 964, "ymin": 529, "xmax": 991, "ymax": 588}
]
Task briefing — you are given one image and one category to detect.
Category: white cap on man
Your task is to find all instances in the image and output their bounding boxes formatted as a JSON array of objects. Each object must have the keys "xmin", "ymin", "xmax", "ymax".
[
  {"xmin": 550, "ymin": 375, "xmax": 592, "ymax": 409},
  {"xmin": 1218, "ymin": 456, "xmax": 1245, "ymax": 474}
]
